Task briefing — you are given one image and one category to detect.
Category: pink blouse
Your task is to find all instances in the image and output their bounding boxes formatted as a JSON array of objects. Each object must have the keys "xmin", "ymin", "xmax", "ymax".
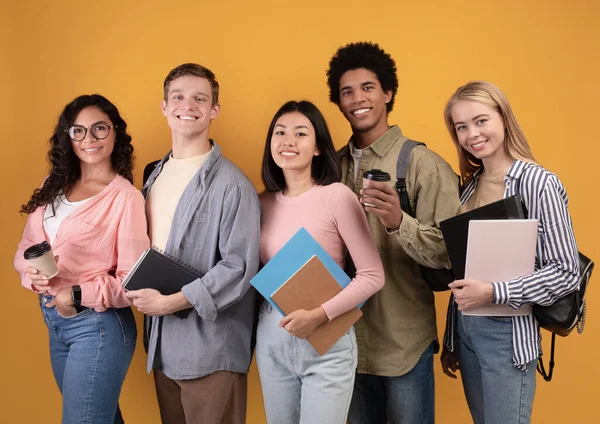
[{"xmin": 14, "ymin": 175, "xmax": 150, "ymax": 311}]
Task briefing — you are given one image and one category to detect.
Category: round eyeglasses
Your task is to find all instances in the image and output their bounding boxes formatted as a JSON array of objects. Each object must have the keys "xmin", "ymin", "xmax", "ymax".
[{"xmin": 65, "ymin": 122, "xmax": 116, "ymax": 142}]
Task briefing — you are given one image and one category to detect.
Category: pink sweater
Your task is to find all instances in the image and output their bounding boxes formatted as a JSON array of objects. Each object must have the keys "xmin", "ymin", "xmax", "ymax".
[
  {"xmin": 259, "ymin": 183, "xmax": 384, "ymax": 320},
  {"xmin": 14, "ymin": 175, "xmax": 150, "ymax": 311}
]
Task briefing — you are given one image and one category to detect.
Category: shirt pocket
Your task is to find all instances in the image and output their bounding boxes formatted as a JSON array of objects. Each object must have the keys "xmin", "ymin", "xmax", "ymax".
[
  {"xmin": 70, "ymin": 221, "xmax": 114, "ymax": 253},
  {"xmin": 181, "ymin": 211, "xmax": 212, "ymax": 251}
]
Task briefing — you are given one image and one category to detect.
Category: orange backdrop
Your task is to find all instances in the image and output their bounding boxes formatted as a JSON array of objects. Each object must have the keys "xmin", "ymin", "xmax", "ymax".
[{"xmin": 1, "ymin": 0, "xmax": 599, "ymax": 422}]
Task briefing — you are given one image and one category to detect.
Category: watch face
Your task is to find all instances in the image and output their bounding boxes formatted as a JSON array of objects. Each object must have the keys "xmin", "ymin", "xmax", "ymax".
[{"xmin": 71, "ymin": 285, "xmax": 82, "ymax": 305}]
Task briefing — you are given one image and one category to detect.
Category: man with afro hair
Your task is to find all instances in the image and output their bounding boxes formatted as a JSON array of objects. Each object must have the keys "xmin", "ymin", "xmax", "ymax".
[{"xmin": 327, "ymin": 42, "xmax": 460, "ymax": 424}]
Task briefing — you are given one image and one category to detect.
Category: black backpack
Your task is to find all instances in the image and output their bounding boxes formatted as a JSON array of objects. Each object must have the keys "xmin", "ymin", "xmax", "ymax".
[
  {"xmin": 516, "ymin": 189, "xmax": 594, "ymax": 381},
  {"xmin": 395, "ymin": 139, "xmax": 456, "ymax": 292}
]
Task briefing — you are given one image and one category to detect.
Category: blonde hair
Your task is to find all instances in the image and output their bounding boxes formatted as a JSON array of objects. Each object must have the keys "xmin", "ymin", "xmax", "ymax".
[{"xmin": 443, "ymin": 81, "xmax": 536, "ymax": 182}]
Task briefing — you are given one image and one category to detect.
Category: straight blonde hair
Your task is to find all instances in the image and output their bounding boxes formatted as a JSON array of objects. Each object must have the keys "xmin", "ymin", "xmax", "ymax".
[{"xmin": 443, "ymin": 81, "xmax": 536, "ymax": 182}]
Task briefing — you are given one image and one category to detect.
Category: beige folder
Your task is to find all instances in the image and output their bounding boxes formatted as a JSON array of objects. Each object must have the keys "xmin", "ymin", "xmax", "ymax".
[
  {"xmin": 462, "ymin": 219, "xmax": 538, "ymax": 316},
  {"xmin": 271, "ymin": 255, "xmax": 362, "ymax": 355}
]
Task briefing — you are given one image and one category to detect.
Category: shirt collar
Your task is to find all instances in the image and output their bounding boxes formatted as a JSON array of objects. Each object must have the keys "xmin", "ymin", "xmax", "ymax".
[{"xmin": 348, "ymin": 125, "xmax": 403, "ymax": 158}]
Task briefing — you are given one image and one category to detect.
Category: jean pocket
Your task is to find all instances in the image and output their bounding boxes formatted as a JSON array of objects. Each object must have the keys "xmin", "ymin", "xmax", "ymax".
[
  {"xmin": 486, "ymin": 315, "xmax": 513, "ymax": 323},
  {"xmin": 258, "ymin": 301, "xmax": 273, "ymax": 323},
  {"xmin": 57, "ymin": 307, "xmax": 92, "ymax": 320},
  {"xmin": 111, "ymin": 307, "xmax": 137, "ymax": 346}
]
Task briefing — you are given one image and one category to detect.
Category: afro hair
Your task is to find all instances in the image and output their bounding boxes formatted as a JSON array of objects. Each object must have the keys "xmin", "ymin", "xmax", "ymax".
[{"xmin": 326, "ymin": 41, "xmax": 398, "ymax": 113}]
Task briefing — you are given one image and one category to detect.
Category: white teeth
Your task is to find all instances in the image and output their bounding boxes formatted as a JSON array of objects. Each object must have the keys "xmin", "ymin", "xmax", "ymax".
[
  {"xmin": 472, "ymin": 141, "xmax": 486, "ymax": 148},
  {"xmin": 179, "ymin": 116, "xmax": 197, "ymax": 120},
  {"xmin": 353, "ymin": 108, "xmax": 370, "ymax": 116},
  {"xmin": 83, "ymin": 147, "xmax": 101, "ymax": 152},
  {"xmin": 281, "ymin": 152, "xmax": 298, "ymax": 156}
]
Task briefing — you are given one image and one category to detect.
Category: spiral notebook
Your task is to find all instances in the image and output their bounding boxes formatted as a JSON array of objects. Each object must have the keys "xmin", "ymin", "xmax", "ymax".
[{"xmin": 122, "ymin": 247, "xmax": 202, "ymax": 295}]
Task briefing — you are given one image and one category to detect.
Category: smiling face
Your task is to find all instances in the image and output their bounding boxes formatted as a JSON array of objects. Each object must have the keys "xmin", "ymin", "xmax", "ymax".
[
  {"xmin": 270, "ymin": 111, "xmax": 320, "ymax": 177},
  {"xmin": 70, "ymin": 106, "xmax": 115, "ymax": 170},
  {"xmin": 161, "ymin": 75, "xmax": 219, "ymax": 140},
  {"xmin": 451, "ymin": 99, "xmax": 509, "ymax": 167},
  {"xmin": 338, "ymin": 68, "xmax": 392, "ymax": 139}
]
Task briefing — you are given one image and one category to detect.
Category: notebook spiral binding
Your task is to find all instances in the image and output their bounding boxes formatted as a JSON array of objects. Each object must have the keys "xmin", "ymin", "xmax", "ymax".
[{"xmin": 151, "ymin": 246, "xmax": 202, "ymax": 277}]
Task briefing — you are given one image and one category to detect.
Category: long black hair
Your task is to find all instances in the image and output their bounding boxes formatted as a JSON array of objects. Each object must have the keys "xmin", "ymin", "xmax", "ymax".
[
  {"xmin": 261, "ymin": 100, "xmax": 341, "ymax": 192},
  {"xmin": 20, "ymin": 94, "xmax": 134, "ymax": 214}
]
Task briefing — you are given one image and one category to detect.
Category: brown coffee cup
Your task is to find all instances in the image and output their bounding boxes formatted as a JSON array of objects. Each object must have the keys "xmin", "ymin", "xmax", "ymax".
[
  {"xmin": 24, "ymin": 241, "xmax": 59, "ymax": 278},
  {"xmin": 362, "ymin": 169, "xmax": 391, "ymax": 207}
]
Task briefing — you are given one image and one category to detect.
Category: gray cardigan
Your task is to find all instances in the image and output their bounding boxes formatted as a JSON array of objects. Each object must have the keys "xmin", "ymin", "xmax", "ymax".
[{"xmin": 142, "ymin": 142, "xmax": 260, "ymax": 379}]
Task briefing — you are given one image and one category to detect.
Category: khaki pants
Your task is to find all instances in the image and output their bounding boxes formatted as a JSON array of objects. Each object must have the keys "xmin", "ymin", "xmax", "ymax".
[{"xmin": 153, "ymin": 369, "xmax": 247, "ymax": 424}]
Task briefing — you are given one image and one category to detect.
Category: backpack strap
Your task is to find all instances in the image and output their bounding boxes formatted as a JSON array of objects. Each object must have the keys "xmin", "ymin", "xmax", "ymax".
[{"xmin": 396, "ymin": 139, "xmax": 426, "ymax": 217}]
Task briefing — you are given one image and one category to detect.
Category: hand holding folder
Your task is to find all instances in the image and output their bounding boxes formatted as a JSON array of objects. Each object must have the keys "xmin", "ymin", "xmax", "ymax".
[
  {"xmin": 461, "ymin": 219, "xmax": 538, "ymax": 316},
  {"xmin": 271, "ymin": 256, "xmax": 362, "ymax": 355},
  {"xmin": 251, "ymin": 227, "xmax": 360, "ymax": 355},
  {"xmin": 440, "ymin": 194, "xmax": 526, "ymax": 280}
]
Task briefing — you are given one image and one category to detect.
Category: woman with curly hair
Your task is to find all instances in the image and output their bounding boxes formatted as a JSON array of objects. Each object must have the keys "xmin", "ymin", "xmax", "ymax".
[{"xmin": 13, "ymin": 94, "xmax": 149, "ymax": 424}]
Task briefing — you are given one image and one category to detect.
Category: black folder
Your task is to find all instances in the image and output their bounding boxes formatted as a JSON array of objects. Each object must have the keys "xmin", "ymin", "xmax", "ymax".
[{"xmin": 440, "ymin": 194, "xmax": 526, "ymax": 280}]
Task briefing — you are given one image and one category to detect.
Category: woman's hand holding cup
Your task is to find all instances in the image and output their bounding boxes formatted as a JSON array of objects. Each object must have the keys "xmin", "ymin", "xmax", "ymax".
[
  {"xmin": 25, "ymin": 253, "xmax": 59, "ymax": 294},
  {"xmin": 26, "ymin": 266, "xmax": 51, "ymax": 293}
]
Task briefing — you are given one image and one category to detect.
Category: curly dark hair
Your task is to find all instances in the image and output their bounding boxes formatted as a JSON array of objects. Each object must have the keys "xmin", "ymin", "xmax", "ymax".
[
  {"xmin": 20, "ymin": 94, "xmax": 134, "ymax": 214},
  {"xmin": 326, "ymin": 41, "xmax": 399, "ymax": 113},
  {"xmin": 262, "ymin": 100, "xmax": 341, "ymax": 192}
]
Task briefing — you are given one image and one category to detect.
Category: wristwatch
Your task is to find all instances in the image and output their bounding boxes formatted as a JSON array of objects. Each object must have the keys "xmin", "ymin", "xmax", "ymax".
[{"xmin": 71, "ymin": 285, "xmax": 82, "ymax": 307}]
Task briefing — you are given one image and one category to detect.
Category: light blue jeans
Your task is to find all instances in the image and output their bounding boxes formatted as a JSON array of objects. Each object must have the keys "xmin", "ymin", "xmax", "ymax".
[
  {"xmin": 256, "ymin": 302, "xmax": 357, "ymax": 424},
  {"xmin": 347, "ymin": 343, "xmax": 435, "ymax": 424},
  {"xmin": 457, "ymin": 311, "xmax": 537, "ymax": 424},
  {"xmin": 40, "ymin": 295, "xmax": 137, "ymax": 424}
]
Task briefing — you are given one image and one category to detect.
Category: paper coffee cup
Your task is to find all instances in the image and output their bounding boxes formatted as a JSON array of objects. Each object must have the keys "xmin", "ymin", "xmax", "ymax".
[
  {"xmin": 362, "ymin": 169, "xmax": 391, "ymax": 207},
  {"xmin": 24, "ymin": 241, "xmax": 59, "ymax": 278}
]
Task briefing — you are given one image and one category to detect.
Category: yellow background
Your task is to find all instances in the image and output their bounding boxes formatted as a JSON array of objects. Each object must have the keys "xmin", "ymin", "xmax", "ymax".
[{"xmin": 1, "ymin": 0, "xmax": 599, "ymax": 422}]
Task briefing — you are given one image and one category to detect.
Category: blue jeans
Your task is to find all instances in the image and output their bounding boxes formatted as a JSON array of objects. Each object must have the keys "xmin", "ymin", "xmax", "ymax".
[
  {"xmin": 457, "ymin": 312, "xmax": 537, "ymax": 424},
  {"xmin": 348, "ymin": 343, "xmax": 435, "ymax": 424},
  {"xmin": 40, "ymin": 295, "xmax": 137, "ymax": 424},
  {"xmin": 256, "ymin": 302, "xmax": 357, "ymax": 424}
]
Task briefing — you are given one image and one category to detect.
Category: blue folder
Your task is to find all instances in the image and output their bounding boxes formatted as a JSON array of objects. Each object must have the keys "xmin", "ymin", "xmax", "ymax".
[{"xmin": 251, "ymin": 227, "xmax": 352, "ymax": 316}]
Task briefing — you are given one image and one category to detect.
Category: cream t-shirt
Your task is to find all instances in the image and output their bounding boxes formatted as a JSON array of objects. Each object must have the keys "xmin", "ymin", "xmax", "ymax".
[
  {"xmin": 146, "ymin": 149, "xmax": 212, "ymax": 250},
  {"xmin": 461, "ymin": 166, "xmax": 510, "ymax": 213}
]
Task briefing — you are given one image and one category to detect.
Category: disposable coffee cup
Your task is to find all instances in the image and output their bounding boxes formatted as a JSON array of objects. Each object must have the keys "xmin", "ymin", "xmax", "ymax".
[
  {"xmin": 23, "ymin": 241, "xmax": 59, "ymax": 278},
  {"xmin": 362, "ymin": 169, "xmax": 391, "ymax": 207}
]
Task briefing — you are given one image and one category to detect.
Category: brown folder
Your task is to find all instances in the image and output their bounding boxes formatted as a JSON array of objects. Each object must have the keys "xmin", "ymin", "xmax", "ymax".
[{"xmin": 271, "ymin": 255, "xmax": 362, "ymax": 355}]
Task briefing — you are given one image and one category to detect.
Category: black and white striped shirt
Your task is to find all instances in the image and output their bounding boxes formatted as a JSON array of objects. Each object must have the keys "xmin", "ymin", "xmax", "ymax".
[{"xmin": 443, "ymin": 160, "xmax": 580, "ymax": 369}]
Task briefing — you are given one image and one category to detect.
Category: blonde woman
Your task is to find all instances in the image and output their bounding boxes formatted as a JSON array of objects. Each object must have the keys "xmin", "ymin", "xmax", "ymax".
[{"xmin": 440, "ymin": 81, "xmax": 579, "ymax": 424}]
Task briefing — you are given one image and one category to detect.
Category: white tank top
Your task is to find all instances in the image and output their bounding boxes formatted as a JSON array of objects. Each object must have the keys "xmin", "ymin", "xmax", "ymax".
[{"xmin": 43, "ymin": 195, "xmax": 91, "ymax": 244}]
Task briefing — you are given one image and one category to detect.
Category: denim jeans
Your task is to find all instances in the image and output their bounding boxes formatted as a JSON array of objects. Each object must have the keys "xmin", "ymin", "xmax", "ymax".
[
  {"xmin": 347, "ymin": 342, "xmax": 435, "ymax": 424},
  {"xmin": 456, "ymin": 312, "xmax": 537, "ymax": 424},
  {"xmin": 256, "ymin": 302, "xmax": 357, "ymax": 424},
  {"xmin": 40, "ymin": 295, "xmax": 137, "ymax": 424}
]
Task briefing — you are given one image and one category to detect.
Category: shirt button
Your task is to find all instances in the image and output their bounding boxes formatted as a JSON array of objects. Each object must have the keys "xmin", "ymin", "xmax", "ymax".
[
  {"xmin": 402, "ymin": 231, "xmax": 407, "ymax": 237},
  {"xmin": 418, "ymin": 246, "xmax": 423, "ymax": 251}
]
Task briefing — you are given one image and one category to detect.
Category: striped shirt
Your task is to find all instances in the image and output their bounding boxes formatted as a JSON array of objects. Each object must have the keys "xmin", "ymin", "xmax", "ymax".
[{"xmin": 443, "ymin": 160, "xmax": 580, "ymax": 368}]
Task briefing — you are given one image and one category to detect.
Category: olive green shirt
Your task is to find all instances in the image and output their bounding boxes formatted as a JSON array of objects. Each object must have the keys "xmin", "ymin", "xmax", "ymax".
[{"xmin": 339, "ymin": 125, "xmax": 461, "ymax": 376}]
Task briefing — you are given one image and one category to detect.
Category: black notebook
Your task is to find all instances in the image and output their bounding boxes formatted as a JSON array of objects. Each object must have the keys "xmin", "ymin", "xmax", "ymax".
[
  {"xmin": 122, "ymin": 247, "xmax": 201, "ymax": 319},
  {"xmin": 440, "ymin": 194, "xmax": 527, "ymax": 280}
]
